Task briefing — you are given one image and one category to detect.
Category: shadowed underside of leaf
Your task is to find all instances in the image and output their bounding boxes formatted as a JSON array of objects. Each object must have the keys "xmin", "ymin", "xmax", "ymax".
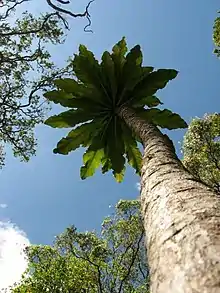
[
  {"xmin": 138, "ymin": 108, "xmax": 187, "ymax": 129},
  {"xmin": 44, "ymin": 37, "xmax": 187, "ymax": 181},
  {"xmin": 53, "ymin": 121, "xmax": 102, "ymax": 154},
  {"xmin": 45, "ymin": 109, "xmax": 95, "ymax": 128}
]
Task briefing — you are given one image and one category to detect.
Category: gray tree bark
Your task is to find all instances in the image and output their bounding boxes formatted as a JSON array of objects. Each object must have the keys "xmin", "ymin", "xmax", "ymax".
[{"xmin": 118, "ymin": 105, "xmax": 220, "ymax": 293}]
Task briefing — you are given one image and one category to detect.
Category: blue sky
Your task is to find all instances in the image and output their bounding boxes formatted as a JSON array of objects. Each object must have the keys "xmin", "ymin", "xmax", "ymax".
[{"xmin": 0, "ymin": 0, "xmax": 220, "ymax": 288}]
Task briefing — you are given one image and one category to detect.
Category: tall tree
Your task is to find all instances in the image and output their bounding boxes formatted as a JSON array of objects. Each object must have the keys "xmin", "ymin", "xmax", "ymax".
[
  {"xmin": 182, "ymin": 113, "xmax": 220, "ymax": 194},
  {"xmin": 0, "ymin": 0, "xmax": 93, "ymax": 166},
  {"xmin": 44, "ymin": 38, "xmax": 220, "ymax": 292},
  {"xmin": 11, "ymin": 200, "xmax": 149, "ymax": 293}
]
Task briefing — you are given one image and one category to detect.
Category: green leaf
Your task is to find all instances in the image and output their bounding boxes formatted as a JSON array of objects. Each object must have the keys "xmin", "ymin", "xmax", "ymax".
[
  {"xmin": 139, "ymin": 108, "xmax": 187, "ymax": 129},
  {"xmin": 80, "ymin": 142, "xmax": 104, "ymax": 180},
  {"xmin": 45, "ymin": 109, "xmax": 94, "ymax": 128},
  {"xmin": 131, "ymin": 69, "xmax": 178, "ymax": 102},
  {"xmin": 44, "ymin": 89, "xmax": 102, "ymax": 111},
  {"xmin": 111, "ymin": 37, "xmax": 127, "ymax": 84},
  {"xmin": 72, "ymin": 45, "xmax": 101, "ymax": 86},
  {"xmin": 72, "ymin": 45, "xmax": 112, "ymax": 106},
  {"xmin": 54, "ymin": 78, "xmax": 108, "ymax": 108},
  {"xmin": 101, "ymin": 51, "xmax": 117, "ymax": 103},
  {"xmin": 132, "ymin": 95, "xmax": 163, "ymax": 108},
  {"xmin": 118, "ymin": 45, "xmax": 143, "ymax": 102},
  {"xmin": 105, "ymin": 117, "xmax": 125, "ymax": 174},
  {"xmin": 101, "ymin": 157, "xmax": 112, "ymax": 174},
  {"xmin": 53, "ymin": 121, "xmax": 101, "ymax": 155},
  {"xmin": 54, "ymin": 78, "xmax": 83, "ymax": 94},
  {"xmin": 44, "ymin": 90, "xmax": 78, "ymax": 108},
  {"xmin": 112, "ymin": 37, "xmax": 127, "ymax": 59},
  {"xmin": 113, "ymin": 168, "xmax": 125, "ymax": 183},
  {"xmin": 122, "ymin": 124, "xmax": 142, "ymax": 175}
]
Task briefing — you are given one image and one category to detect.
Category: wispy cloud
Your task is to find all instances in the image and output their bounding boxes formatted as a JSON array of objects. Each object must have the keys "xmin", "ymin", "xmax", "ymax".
[
  {"xmin": 0, "ymin": 204, "xmax": 8, "ymax": 209},
  {"xmin": 136, "ymin": 182, "xmax": 141, "ymax": 191},
  {"xmin": 0, "ymin": 221, "xmax": 30, "ymax": 291}
]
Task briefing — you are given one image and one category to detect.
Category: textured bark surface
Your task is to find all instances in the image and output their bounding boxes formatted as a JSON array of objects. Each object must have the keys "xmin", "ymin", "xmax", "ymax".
[{"xmin": 119, "ymin": 105, "xmax": 220, "ymax": 293}]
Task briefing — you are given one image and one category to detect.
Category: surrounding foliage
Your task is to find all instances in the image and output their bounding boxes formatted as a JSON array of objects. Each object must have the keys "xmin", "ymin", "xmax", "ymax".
[
  {"xmin": 213, "ymin": 12, "xmax": 220, "ymax": 57},
  {"xmin": 11, "ymin": 200, "xmax": 149, "ymax": 293},
  {"xmin": 44, "ymin": 37, "xmax": 187, "ymax": 182},
  {"xmin": 0, "ymin": 0, "xmax": 93, "ymax": 167},
  {"xmin": 182, "ymin": 113, "xmax": 220, "ymax": 194}
]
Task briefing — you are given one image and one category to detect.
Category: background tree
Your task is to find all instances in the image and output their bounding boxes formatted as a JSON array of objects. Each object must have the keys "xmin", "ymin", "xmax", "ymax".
[
  {"xmin": 0, "ymin": 0, "xmax": 93, "ymax": 166},
  {"xmin": 44, "ymin": 38, "xmax": 220, "ymax": 292},
  {"xmin": 182, "ymin": 113, "xmax": 220, "ymax": 194},
  {"xmin": 11, "ymin": 200, "xmax": 149, "ymax": 293},
  {"xmin": 1, "ymin": 0, "xmax": 93, "ymax": 31},
  {"xmin": 213, "ymin": 12, "xmax": 220, "ymax": 57}
]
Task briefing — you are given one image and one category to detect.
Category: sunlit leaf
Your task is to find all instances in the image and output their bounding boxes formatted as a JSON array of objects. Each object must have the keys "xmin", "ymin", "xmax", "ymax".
[
  {"xmin": 45, "ymin": 109, "xmax": 94, "ymax": 128},
  {"xmin": 53, "ymin": 121, "xmax": 101, "ymax": 154},
  {"xmin": 139, "ymin": 108, "xmax": 187, "ymax": 129},
  {"xmin": 132, "ymin": 95, "xmax": 162, "ymax": 108},
  {"xmin": 131, "ymin": 69, "xmax": 178, "ymax": 103},
  {"xmin": 80, "ymin": 143, "xmax": 104, "ymax": 180}
]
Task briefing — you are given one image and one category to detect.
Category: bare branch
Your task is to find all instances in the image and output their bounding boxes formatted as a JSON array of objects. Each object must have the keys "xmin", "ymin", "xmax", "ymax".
[
  {"xmin": 0, "ymin": 0, "xmax": 29, "ymax": 21},
  {"xmin": 46, "ymin": 0, "xmax": 94, "ymax": 32}
]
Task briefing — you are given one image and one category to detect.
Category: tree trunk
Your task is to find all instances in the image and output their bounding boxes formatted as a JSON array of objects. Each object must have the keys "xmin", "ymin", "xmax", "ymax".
[{"xmin": 118, "ymin": 105, "xmax": 220, "ymax": 293}]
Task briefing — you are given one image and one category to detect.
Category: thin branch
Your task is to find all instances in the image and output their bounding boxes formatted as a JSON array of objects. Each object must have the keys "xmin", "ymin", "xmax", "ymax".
[
  {"xmin": 46, "ymin": 0, "xmax": 94, "ymax": 32},
  {"xmin": 56, "ymin": 0, "xmax": 70, "ymax": 3},
  {"xmin": 118, "ymin": 231, "xmax": 145, "ymax": 293},
  {"xmin": 0, "ymin": 0, "xmax": 29, "ymax": 21},
  {"xmin": 67, "ymin": 242, "xmax": 103, "ymax": 293}
]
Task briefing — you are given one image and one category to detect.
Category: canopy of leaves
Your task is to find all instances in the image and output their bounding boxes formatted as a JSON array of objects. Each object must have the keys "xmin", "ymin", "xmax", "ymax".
[
  {"xmin": 0, "ymin": 0, "xmax": 76, "ymax": 166},
  {"xmin": 0, "ymin": 0, "xmax": 95, "ymax": 167},
  {"xmin": 213, "ymin": 13, "xmax": 220, "ymax": 57},
  {"xmin": 182, "ymin": 113, "xmax": 220, "ymax": 194},
  {"xmin": 44, "ymin": 37, "xmax": 187, "ymax": 181},
  {"xmin": 11, "ymin": 200, "xmax": 149, "ymax": 293}
]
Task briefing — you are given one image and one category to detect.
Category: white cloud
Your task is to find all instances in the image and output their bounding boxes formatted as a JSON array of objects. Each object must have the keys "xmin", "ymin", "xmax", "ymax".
[
  {"xmin": 136, "ymin": 182, "xmax": 141, "ymax": 191},
  {"xmin": 0, "ymin": 204, "xmax": 7, "ymax": 209},
  {"xmin": 0, "ymin": 221, "xmax": 30, "ymax": 291}
]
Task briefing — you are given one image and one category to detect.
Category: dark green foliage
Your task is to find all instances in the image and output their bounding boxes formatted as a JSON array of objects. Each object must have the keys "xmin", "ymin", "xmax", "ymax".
[
  {"xmin": 182, "ymin": 113, "xmax": 220, "ymax": 194},
  {"xmin": 45, "ymin": 37, "xmax": 187, "ymax": 181},
  {"xmin": 213, "ymin": 14, "xmax": 220, "ymax": 57},
  {"xmin": 12, "ymin": 200, "xmax": 149, "ymax": 293},
  {"xmin": 0, "ymin": 1, "xmax": 71, "ymax": 166}
]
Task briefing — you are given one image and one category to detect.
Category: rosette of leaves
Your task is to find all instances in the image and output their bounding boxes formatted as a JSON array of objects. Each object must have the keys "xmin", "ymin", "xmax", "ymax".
[{"xmin": 44, "ymin": 37, "xmax": 187, "ymax": 182}]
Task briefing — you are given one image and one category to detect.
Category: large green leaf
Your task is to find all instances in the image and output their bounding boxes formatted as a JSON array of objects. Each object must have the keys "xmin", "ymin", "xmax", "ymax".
[
  {"xmin": 44, "ymin": 90, "xmax": 76, "ymax": 108},
  {"xmin": 45, "ymin": 109, "xmax": 94, "ymax": 128},
  {"xmin": 132, "ymin": 95, "xmax": 163, "ymax": 108},
  {"xmin": 54, "ymin": 78, "xmax": 84, "ymax": 94},
  {"xmin": 112, "ymin": 37, "xmax": 127, "ymax": 61},
  {"xmin": 54, "ymin": 78, "xmax": 109, "ymax": 108},
  {"xmin": 53, "ymin": 121, "xmax": 101, "ymax": 155},
  {"xmin": 44, "ymin": 90, "xmax": 97, "ymax": 110},
  {"xmin": 139, "ymin": 108, "xmax": 187, "ymax": 129},
  {"xmin": 105, "ymin": 117, "xmax": 125, "ymax": 175},
  {"xmin": 111, "ymin": 37, "xmax": 127, "ymax": 87},
  {"xmin": 117, "ymin": 45, "xmax": 144, "ymax": 104},
  {"xmin": 131, "ymin": 69, "xmax": 178, "ymax": 103},
  {"xmin": 72, "ymin": 45, "xmax": 101, "ymax": 87},
  {"xmin": 122, "ymin": 124, "xmax": 142, "ymax": 175},
  {"xmin": 80, "ymin": 142, "xmax": 104, "ymax": 180},
  {"xmin": 73, "ymin": 45, "xmax": 112, "ymax": 106},
  {"xmin": 101, "ymin": 51, "xmax": 117, "ymax": 104}
]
